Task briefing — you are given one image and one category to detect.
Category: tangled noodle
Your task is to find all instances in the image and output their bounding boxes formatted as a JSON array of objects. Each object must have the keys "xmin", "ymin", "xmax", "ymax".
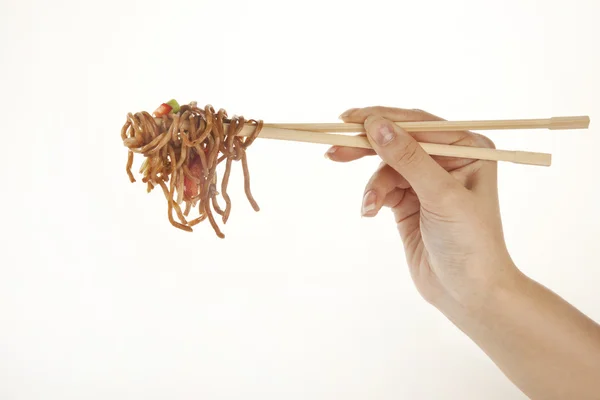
[{"xmin": 121, "ymin": 102, "xmax": 263, "ymax": 238}]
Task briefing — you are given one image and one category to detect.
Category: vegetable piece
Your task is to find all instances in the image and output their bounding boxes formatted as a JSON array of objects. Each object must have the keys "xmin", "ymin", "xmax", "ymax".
[
  {"xmin": 153, "ymin": 103, "xmax": 172, "ymax": 117},
  {"xmin": 166, "ymin": 99, "xmax": 180, "ymax": 113},
  {"xmin": 184, "ymin": 154, "xmax": 203, "ymax": 201}
]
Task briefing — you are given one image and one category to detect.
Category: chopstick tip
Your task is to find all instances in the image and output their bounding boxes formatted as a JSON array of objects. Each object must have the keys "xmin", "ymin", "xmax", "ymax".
[{"xmin": 550, "ymin": 116, "xmax": 590, "ymax": 130}]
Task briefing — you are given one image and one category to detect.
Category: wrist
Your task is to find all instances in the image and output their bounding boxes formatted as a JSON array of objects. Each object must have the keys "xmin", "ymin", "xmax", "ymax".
[{"xmin": 434, "ymin": 258, "xmax": 526, "ymax": 324}]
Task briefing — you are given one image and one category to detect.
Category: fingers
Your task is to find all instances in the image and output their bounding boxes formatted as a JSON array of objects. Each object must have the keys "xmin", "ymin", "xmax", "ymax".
[
  {"xmin": 369, "ymin": 187, "xmax": 422, "ymax": 239},
  {"xmin": 364, "ymin": 116, "xmax": 465, "ymax": 205},
  {"xmin": 326, "ymin": 106, "xmax": 470, "ymax": 163},
  {"xmin": 360, "ymin": 167, "xmax": 421, "ymax": 237},
  {"xmin": 344, "ymin": 106, "xmax": 480, "ymax": 147},
  {"xmin": 361, "ymin": 164, "xmax": 410, "ymax": 217},
  {"xmin": 435, "ymin": 133, "xmax": 494, "ymax": 185},
  {"xmin": 325, "ymin": 140, "xmax": 375, "ymax": 162},
  {"xmin": 391, "ymin": 190, "xmax": 420, "ymax": 229},
  {"xmin": 326, "ymin": 107, "xmax": 438, "ymax": 162},
  {"xmin": 341, "ymin": 106, "xmax": 444, "ymax": 124}
]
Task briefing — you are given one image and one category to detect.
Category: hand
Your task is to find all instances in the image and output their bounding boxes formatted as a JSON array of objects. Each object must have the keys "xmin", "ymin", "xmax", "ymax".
[
  {"xmin": 327, "ymin": 107, "xmax": 600, "ymax": 399},
  {"xmin": 326, "ymin": 107, "xmax": 518, "ymax": 311}
]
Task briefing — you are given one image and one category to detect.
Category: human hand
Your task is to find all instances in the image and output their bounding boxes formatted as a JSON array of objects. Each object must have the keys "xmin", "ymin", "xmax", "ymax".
[{"xmin": 326, "ymin": 107, "xmax": 518, "ymax": 311}]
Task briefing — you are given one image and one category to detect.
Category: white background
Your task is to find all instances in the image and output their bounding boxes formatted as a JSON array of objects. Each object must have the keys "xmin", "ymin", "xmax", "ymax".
[{"xmin": 1, "ymin": 0, "xmax": 599, "ymax": 398}]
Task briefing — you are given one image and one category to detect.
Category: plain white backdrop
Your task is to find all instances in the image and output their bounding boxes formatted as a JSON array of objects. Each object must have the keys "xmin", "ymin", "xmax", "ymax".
[{"xmin": 1, "ymin": 0, "xmax": 599, "ymax": 398}]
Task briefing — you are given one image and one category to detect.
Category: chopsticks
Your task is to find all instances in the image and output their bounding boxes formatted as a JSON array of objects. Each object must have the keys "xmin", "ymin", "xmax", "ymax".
[
  {"xmin": 229, "ymin": 116, "xmax": 590, "ymax": 167},
  {"xmin": 264, "ymin": 116, "xmax": 590, "ymax": 133}
]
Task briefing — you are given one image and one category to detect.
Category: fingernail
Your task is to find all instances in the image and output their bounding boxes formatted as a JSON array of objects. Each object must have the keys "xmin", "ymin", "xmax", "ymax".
[
  {"xmin": 370, "ymin": 121, "xmax": 396, "ymax": 146},
  {"xmin": 339, "ymin": 109, "xmax": 356, "ymax": 120},
  {"xmin": 361, "ymin": 190, "xmax": 377, "ymax": 217},
  {"xmin": 324, "ymin": 147, "xmax": 337, "ymax": 159}
]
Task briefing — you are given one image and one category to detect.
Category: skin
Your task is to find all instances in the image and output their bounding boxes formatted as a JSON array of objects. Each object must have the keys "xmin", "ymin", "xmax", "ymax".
[{"xmin": 325, "ymin": 106, "xmax": 600, "ymax": 400}]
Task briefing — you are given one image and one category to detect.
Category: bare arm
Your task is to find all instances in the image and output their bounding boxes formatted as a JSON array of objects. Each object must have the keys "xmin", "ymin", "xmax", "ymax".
[{"xmin": 445, "ymin": 268, "xmax": 600, "ymax": 399}]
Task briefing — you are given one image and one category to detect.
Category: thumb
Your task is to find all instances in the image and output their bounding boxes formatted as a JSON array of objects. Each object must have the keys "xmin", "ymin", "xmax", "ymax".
[{"xmin": 364, "ymin": 116, "xmax": 463, "ymax": 203}]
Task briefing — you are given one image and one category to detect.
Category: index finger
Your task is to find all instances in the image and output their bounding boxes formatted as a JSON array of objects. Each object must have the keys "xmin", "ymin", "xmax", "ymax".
[{"xmin": 326, "ymin": 106, "xmax": 473, "ymax": 167}]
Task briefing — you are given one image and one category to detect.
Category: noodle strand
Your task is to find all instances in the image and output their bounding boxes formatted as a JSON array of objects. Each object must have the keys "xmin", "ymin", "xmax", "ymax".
[{"xmin": 121, "ymin": 102, "xmax": 262, "ymax": 238}]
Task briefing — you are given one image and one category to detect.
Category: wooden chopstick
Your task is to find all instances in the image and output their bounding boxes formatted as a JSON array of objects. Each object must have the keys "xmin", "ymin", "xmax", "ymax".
[
  {"xmin": 263, "ymin": 116, "xmax": 590, "ymax": 133},
  {"xmin": 225, "ymin": 116, "xmax": 590, "ymax": 167},
  {"xmin": 230, "ymin": 125, "xmax": 552, "ymax": 166}
]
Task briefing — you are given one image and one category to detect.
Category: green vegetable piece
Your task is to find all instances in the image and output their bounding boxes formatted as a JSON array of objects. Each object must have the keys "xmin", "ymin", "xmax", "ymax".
[{"xmin": 166, "ymin": 99, "xmax": 180, "ymax": 113}]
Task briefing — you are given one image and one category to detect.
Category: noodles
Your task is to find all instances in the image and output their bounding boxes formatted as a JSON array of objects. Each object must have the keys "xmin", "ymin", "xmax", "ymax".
[{"xmin": 121, "ymin": 101, "xmax": 263, "ymax": 238}]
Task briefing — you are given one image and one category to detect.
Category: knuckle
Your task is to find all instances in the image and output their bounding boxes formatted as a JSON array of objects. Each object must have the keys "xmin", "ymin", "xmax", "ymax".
[
  {"xmin": 370, "ymin": 163, "xmax": 391, "ymax": 183},
  {"xmin": 475, "ymin": 134, "xmax": 496, "ymax": 149},
  {"xmin": 391, "ymin": 139, "xmax": 422, "ymax": 168},
  {"xmin": 366, "ymin": 168, "xmax": 382, "ymax": 187},
  {"xmin": 376, "ymin": 160, "xmax": 387, "ymax": 171}
]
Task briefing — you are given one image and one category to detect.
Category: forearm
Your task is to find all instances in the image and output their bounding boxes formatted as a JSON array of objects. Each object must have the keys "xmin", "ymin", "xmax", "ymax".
[{"xmin": 444, "ymin": 268, "xmax": 600, "ymax": 400}]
